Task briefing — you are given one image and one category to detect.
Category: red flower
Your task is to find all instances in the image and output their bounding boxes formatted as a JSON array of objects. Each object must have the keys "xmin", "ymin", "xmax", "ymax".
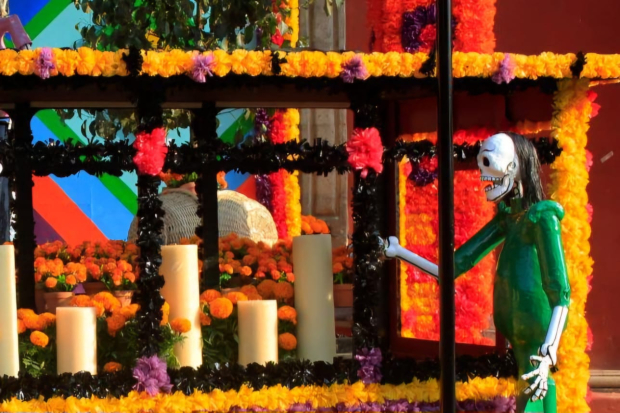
[
  {"xmin": 133, "ymin": 128, "xmax": 168, "ymax": 176},
  {"xmin": 587, "ymin": 90, "xmax": 601, "ymax": 118},
  {"xmin": 271, "ymin": 29, "xmax": 284, "ymax": 47},
  {"xmin": 347, "ymin": 127, "xmax": 384, "ymax": 178},
  {"xmin": 418, "ymin": 25, "xmax": 437, "ymax": 54}
]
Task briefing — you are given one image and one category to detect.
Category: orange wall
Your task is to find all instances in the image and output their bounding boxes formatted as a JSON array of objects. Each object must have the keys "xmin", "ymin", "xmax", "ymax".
[{"xmin": 347, "ymin": 1, "xmax": 620, "ymax": 369}]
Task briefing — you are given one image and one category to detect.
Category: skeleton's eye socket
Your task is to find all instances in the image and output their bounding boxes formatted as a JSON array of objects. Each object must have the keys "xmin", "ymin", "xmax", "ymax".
[{"xmin": 482, "ymin": 157, "xmax": 490, "ymax": 167}]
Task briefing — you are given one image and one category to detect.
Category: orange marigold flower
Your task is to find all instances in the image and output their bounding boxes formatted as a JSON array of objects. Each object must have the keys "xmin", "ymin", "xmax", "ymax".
[
  {"xmin": 170, "ymin": 317, "xmax": 192, "ymax": 334},
  {"xmin": 199, "ymin": 312, "xmax": 212, "ymax": 326},
  {"xmin": 66, "ymin": 275, "xmax": 77, "ymax": 286},
  {"xmin": 333, "ymin": 263, "xmax": 344, "ymax": 274},
  {"xmin": 270, "ymin": 269, "xmax": 282, "ymax": 280},
  {"xmin": 246, "ymin": 292, "xmax": 263, "ymax": 301},
  {"xmin": 240, "ymin": 285, "xmax": 258, "ymax": 297},
  {"xmin": 23, "ymin": 314, "xmax": 46, "ymax": 331},
  {"xmin": 277, "ymin": 305, "xmax": 297, "ymax": 324},
  {"xmin": 257, "ymin": 279, "xmax": 277, "ymax": 299},
  {"xmin": 160, "ymin": 302, "xmax": 170, "ymax": 325},
  {"xmin": 200, "ymin": 289, "xmax": 221, "ymax": 304},
  {"xmin": 273, "ymin": 282, "xmax": 294, "ymax": 301},
  {"xmin": 17, "ymin": 319, "xmax": 26, "ymax": 334},
  {"xmin": 30, "ymin": 331, "xmax": 49, "ymax": 348},
  {"xmin": 242, "ymin": 255, "xmax": 256, "ymax": 266},
  {"xmin": 39, "ymin": 312, "xmax": 56, "ymax": 328},
  {"xmin": 285, "ymin": 272, "xmax": 295, "ymax": 283},
  {"xmin": 103, "ymin": 361, "xmax": 122, "ymax": 373},
  {"xmin": 240, "ymin": 266, "xmax": 253, "ymax": 277},
  {"xmin": 209, "ymin": 297, "xmax": 233, "ymax": 319},
  {"xmin": 278, "ymin": 333, "xmax": 297, "ymax": 350},
  {"xmin": 44, "ymin": 277, "xmax": 57, "ymax": 289},
  {"xmin": 106, "ymin": 314, "xmax": 126, "ymax": 337},
  {"xmin": 225, "ymin": 292, "xmax": 248, "ymax": 305},
  {"xmin": 70, "ymin": 295, "xmax": 93, "ymax": 307},
  {"xmin": 124, "ymin": 272, "xmax": 136, "ymax": 283},
  {"xmin": 93, "ymin": 292, "xmax": 121, "ymax": 313},
  {"xmin": 17, "ymin": 308, "xmax": 35, "ymax": 320}
]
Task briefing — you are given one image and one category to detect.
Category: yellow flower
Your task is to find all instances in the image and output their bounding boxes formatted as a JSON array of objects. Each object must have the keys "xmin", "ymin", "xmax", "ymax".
[
  {"xmin": 212, "ymin": 50, "xmax": 231, "ymax": 77},
  {"xmin": 160, "ymin": 301, "xmax": 170, "ymax": 325},
  {"xmin": 141, "ymin": 51, "xmax": 161, "ymax": 76},
  {"xmin": 76, "ymin": 47, "xmax": 96, "ymax": 76},
  {"xmin": 16, "ymin": 50, "xmax": 36, "ymax": 76},
  {"xmin": 0, "ymin": 49, "xmax": 19, "ymax": 76},
  {"xmin": 30, "ymin": 331, "xmax": 49, "ymax": 347},
  {"xmin": 53, "ymin": 49, "xmax": 79, "ymax": 77}
]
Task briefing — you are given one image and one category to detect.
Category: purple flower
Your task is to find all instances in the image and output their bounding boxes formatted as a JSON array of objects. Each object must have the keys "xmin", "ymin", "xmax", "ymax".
[
  {"xmin": 191, "ymin": 54, "xmax": 215, "ymax": 83},
  {"xmin": 340, "ymin": 55, "xmax": 368, "ymax": 83},
  {"xmin": 34, "ymin": 48, "xmax": 55, "ymax": 80},
  {"xmin": 402, "ymin": 5, "xmax": 457, "ymax": 53},
  {"xmin": 492, "ymin": 54, "xmax": 517, "ymax": 85},
  {"xmin": 254, "ymin": 108, "xmax": 270, "ymax": 135},
  {"xmin": 355, "ymin": 347, "xmax": 382, "ymax": 384},
  {"xmin": 132, "ymin": 355, "xmax": 172, "ymax": 396},
  {"xmin": 409, "ymin": 163, "xmax": 438, "ymax": 186},
  {"xmin": 255, "ymin": 174, "xmax": 273, "ymax": 212}
]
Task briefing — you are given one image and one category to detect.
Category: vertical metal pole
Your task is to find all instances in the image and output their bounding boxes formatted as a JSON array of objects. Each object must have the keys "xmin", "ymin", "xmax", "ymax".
[
  {"xmin": 436, "ymin": 0, "xmax": 455, "ymax": 411},
  {"xmin": 0, "ymin": 112, "xmax": 10, "ymax": 243}
]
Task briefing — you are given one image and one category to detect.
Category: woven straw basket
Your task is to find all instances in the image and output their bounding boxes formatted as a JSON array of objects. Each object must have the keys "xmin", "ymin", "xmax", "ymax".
[{"xmin": 127, "ymin": 189, "xmax": 278, "ymax": 246}]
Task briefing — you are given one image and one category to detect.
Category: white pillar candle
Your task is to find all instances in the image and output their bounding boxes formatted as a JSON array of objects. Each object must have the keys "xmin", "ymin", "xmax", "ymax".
[
  {"xmin": 56, "ymin": 307, "xmax": 97, "ymax": 374},
  {"xmin": 159, "ymin": 245, "xmax": 202, "ymax": 368},
  {"xmin": 292, "ymin": 234, "xmax": 336, "ymax": 362},
  {"xmin": 0, "ymin": 245, "xmax": 19, "ymax": 376},
  {"xmin": 237, "ymin": 300, "xmax": 278, "ymax": 366}
]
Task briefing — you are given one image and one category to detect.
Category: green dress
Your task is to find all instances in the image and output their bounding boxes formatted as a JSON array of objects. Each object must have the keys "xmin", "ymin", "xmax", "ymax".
[{"xmin": 454, "ymin": 198, "xmax": 571, "ymax": 413}]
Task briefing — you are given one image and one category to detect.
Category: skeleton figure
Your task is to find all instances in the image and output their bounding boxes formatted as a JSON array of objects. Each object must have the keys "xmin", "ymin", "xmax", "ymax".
[{"xmin": 384, "ymin": 132, "xmax": 570, "ymax": 413}]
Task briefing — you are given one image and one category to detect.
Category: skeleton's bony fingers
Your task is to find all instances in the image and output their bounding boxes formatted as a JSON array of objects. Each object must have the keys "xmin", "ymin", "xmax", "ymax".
[
  {"xmin": 521, "ymin": 369, "xmax": 540, "ymax": 381},
  {"xmin": 529, "ymin": 355, "xmax": 543, "ymax": 367},
  {"xmin": 524, "ymin": 375, "xmax": 542, "ymax": 395}
]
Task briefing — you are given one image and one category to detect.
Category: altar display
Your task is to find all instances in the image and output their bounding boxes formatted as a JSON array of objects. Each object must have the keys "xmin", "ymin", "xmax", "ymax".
[{"xmin": 0, "ymin": 1, "xmax": 613, "ymax": 411}]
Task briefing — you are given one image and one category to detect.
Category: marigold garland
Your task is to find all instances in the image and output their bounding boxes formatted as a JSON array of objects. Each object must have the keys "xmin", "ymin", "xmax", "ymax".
[
  {"xmin": 549, "ymin": 79, "xmax": 594, "ymax": 413},
  {"xmin": 0, "ymin": 378, "xmax": 517, "ymax": 412},
  {"xmin": 2, "ymin": 49, "xmax": 620, "ymax": 81},
  {"xmin": 281, "ymin": 109, "xmax": 302, "ymax": 238},
  {"xmin": 399, "ymin": 129, "xmax": 496, "ymax": 344}
]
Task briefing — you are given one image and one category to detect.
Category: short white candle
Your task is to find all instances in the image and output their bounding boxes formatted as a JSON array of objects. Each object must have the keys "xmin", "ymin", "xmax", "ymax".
[
  {"xmin": 237, "ymin": 300, "xmax": 278, "ymax": 366},
  {"xmin": 160, "ymin": 245, "xmax": 203, "ymax": 368},
  {"xmin": 56, "ymin": 307, "xmax": 97, "ymax": 374},
  {"xmin": 292, "ymin": 234, "xmax": 336, "ymax": 362},
  {"xmin": 0, "ymin": 245, "xmax": 19, "ymax": 376}
]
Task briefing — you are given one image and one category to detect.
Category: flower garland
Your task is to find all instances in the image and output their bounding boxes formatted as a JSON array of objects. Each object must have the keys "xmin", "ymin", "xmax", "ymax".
[
  {"xmin": 281, "ymin": 109, "xmax": 302, "ymax": 238},
  {"xmin": 367, "ymin": 0, "xmax": 495, "ymax": 54},
  {"xmin": 0, "ymin": 378, "xmax": 517, "ymax": 412},
  {"xmin": 398, "ymin": 129, "xmax": 497, "ymax": 344},
  {"xmin": 282, "ymin": 0, "xmax": 300, "ymax": 48},
  {"xmin": 549, "ymin": 79, "xmax": 595, "ymax": 413},
  {"xmin": 3, "ymin": 49, "xmax": 620, "ymax": 80}
]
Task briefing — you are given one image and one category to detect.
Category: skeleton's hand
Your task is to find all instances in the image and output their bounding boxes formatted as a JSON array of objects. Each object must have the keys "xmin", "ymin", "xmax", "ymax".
[{"xmin": 521, "ymin": 355, "xmax": 553, "ymax": 402}]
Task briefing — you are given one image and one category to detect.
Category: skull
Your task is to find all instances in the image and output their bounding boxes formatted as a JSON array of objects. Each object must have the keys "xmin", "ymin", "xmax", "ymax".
[{"xmin": 477, "ymin": 133, "xmax": 520, "ymax": 202}]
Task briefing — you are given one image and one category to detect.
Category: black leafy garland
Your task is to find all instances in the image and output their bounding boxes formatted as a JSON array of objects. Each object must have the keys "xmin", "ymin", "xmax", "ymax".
[{"xmin": 0, "ymin": 352, "xmax": 517, "ymax": 402}]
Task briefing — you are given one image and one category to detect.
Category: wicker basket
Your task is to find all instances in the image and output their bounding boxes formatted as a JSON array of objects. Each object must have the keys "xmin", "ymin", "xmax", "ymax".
[{"xmin": 127, "ymin": 189, "xmax": 278, "ymax": 246}]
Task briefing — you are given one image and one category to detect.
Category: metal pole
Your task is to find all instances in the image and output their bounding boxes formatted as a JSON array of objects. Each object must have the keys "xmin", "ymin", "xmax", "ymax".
[{"xmin": 436, "ymin": 0, "xmax": 455, "ymax": 411}]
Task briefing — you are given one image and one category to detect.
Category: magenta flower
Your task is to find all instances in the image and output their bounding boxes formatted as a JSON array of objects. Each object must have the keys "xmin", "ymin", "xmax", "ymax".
[
  {"xmin": 132, "ymin": 355, "xmax": 173, "ymax": 396},
  {"xmin": 492, "ymin": 54, "xmax": 516, "ymax": 85},
  {"xmin": 34, "ymin": 48, "xmax": 55, "ymax": 80},
  {"xmin": 355, "ymin": 347, "xmax": 382, "ymax": 384},
  {"xmin": 191, "ymin": 54, "xmax": 215, "ymax": 83}
]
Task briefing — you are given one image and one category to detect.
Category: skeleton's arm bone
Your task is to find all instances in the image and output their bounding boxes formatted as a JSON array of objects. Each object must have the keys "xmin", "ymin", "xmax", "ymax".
[
  {"xmin": 539, "ymin": 305, "xmax": 568, "ymax": 366},
  {"xmin": 383, "ymin": 236, "xmax": 438, "ymax": 279}
]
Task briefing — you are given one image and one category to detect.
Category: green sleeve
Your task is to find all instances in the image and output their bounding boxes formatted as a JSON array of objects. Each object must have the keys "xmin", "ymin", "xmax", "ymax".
[
  {"xmin": 531, "ymin": 206, "xmax": 571, "ymax": 308},
  {"xmin": 454, "ymin": 214, "xmax": 505, "ymax": 278}
]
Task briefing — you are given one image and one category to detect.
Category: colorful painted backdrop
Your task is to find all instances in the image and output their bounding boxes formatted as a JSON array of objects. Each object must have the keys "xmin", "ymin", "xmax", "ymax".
[{"xmin": 8, "ymin": 2, "xmax": 258, "ymax": 244}]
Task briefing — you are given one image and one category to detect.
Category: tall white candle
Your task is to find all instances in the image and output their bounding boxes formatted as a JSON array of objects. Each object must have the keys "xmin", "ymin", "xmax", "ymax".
[
  {"xmin": 292, "ymin": 234, "xmax": 336, "ymax": 362},
  {"xmin": 56, "ymin": 307, "xmax": 97, "ymax": 374},
  {"xmin": 237, "ymin": 300, "xmax": 278, "ymax": 366},
  {"xmin": 160, "ymin": 245, "xmax": 202, "ymax": 368},
  {"xmin": 0, "ymin": 245, "xmax": 19, "ymax": 376}
]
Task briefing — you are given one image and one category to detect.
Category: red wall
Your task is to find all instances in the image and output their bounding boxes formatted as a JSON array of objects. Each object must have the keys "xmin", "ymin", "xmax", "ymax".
[{"xmin": 347, "ymin": 1, "xmax": 620, "ymax": 369}]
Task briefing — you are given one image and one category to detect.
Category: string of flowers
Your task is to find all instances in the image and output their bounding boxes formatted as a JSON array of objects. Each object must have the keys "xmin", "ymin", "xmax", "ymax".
[
  {"xmin": 3, "ymin": 49, "xmax": 620, "ymax": 81},
  {"xmin": 281, "ymin": 109, "xmax": 302, "ymax": 238},
  {"xmin": 549, "ymin": 79, "xmax": 596, "ymax": 413},
  {"xmin": 398, "ymin": 129, "xmax": 496, "ymax": 344},
  {"xmin": 0, "ymin": 378, "xmax": 518, "ymax": 412}
]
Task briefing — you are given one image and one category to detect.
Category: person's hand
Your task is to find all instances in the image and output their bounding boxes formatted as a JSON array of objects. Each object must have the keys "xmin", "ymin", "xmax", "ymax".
[{"xmin": 521, "ymin": 355, "xmax": 553, "ymax": 402}]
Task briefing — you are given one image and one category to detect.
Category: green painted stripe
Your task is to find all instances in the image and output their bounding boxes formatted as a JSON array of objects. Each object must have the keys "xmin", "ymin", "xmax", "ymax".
[
  {"xmin": 35, "ymin": 110, "xmax": 138, "ymax": 215},
  {"xmin": 25, "ymin": 0, "xmax": 73, "ymax": 41},
  {"xmin": 219, "ymin": 115, "xmax": 254, "ymax": 144}
]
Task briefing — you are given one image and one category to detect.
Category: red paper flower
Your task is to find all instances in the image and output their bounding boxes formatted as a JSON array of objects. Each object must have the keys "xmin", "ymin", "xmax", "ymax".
[
  {"xmin": 271, "ymin": 29, "xmax": 284, "ymax": 47},
  {"xmin": 347, "ymin": 127, "xmax": 384, "ymax": 178},
  {"xmin": 133, "ymin": 128, "xmax": 168, "ymax": 176}
]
